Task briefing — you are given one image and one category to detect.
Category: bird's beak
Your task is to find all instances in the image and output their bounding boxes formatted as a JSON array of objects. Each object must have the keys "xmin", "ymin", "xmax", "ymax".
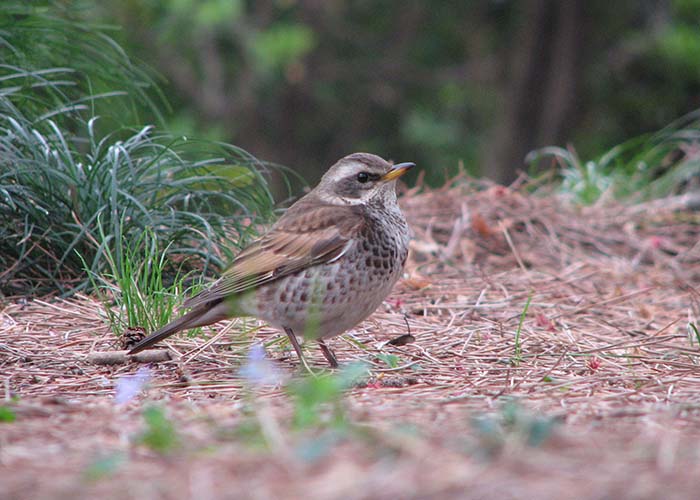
[{"xmin": 381, "ymin": 162, "xmax": 415, "ymax": 182}]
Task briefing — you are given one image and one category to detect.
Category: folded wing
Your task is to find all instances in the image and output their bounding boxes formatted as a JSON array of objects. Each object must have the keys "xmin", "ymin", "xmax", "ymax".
[{"xmin": 184, "ymin": 200, "xmax": 365, "ymax": 309}]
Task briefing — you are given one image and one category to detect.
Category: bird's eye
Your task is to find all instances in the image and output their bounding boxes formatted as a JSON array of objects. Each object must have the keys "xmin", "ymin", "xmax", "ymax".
[{"xmin": 357, "ymin": 172, "xmax": 370, "ymax": 183}]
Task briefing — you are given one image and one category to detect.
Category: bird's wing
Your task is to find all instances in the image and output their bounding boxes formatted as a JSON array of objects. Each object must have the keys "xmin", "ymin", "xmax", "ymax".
[{"xmin": 183, "ymin": 201, "xmax": 365, "ymax": 309}]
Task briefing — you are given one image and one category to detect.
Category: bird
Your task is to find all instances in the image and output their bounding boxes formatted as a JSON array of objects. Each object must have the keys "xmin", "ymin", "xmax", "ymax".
[{"xmin": 127, "ymin": 152, "xmax": 414, "ymax": 368}]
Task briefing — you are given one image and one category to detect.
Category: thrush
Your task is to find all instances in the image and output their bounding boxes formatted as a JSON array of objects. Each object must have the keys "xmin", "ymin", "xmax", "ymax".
[{"xmin": 128, "ymin": 152, "xmax": 414, "ymax": 368}]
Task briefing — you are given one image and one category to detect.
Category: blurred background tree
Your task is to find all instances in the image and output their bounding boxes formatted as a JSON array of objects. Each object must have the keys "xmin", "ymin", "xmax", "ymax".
[
  {"xmin": 3, "ymin": 0, "xmax": 699, "ymax": 295},
  {"xmin": 84, "ymin": 0, "xmax": 700, "ymax": 186},
  {"xmin": 5, "ymin": 0, "xmax": 699, "ymax": 188}
]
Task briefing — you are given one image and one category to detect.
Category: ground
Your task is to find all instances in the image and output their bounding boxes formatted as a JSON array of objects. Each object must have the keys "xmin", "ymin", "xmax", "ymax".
[{"xmin": 3, "ymin": 179, "xmax": 700, "ymax": 499}]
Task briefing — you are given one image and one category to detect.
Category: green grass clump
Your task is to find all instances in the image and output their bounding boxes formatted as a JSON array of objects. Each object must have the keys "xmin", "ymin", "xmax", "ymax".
[
  {"xmin": 0, "ymin": 1, "xmax": 161, "ymax": 129},
  {"xmin": 84, "ymin": 224, "xmax": 196, "ymax": 335},
  {"xmin": 527, "ymin": 110, "xmax": 700, "ymax": 204},
  {"xmin": 0, "ymin": 111, "xmax": 274, "ymax": 295},
  {"xmin": 285, "ymin": 366, "xmax": 368, "ymax": 462}
]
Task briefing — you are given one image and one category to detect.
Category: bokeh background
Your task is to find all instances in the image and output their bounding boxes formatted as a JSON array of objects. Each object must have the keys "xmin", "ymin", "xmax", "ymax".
[
  {"xmin": 89, "ymin": 0, "xmax": 700, "ymax": 185},
  {"xmin": 4, "ymin": 0, "xmax": 700, "ymax": 294}
]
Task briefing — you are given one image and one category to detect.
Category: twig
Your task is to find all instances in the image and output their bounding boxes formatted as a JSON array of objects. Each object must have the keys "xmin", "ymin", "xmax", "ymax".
[{"xmin": 88, "ymin": 349, "xmax": 172, "ymax": 365}]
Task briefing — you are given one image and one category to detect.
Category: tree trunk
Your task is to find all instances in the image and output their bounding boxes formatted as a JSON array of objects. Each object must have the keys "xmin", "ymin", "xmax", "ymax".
[{"xmin": 485, "ymin": 0, "xmax": 584, "ymax": 184}]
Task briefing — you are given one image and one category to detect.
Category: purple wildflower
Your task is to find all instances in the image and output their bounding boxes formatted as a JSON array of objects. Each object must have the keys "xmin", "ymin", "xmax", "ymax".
[
  {"xmin": 114, "ymin": 366, "xmax": 151, "ymax": 404},
  {"xmin": 239, "ymin": 343, "xmax": 283, "ymax": 387}
]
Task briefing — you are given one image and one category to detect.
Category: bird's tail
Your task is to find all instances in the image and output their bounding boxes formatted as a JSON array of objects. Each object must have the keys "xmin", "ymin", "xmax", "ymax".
[{"xmin": 127, "ymin": 302, "xmax": 226, "ymax": 355}]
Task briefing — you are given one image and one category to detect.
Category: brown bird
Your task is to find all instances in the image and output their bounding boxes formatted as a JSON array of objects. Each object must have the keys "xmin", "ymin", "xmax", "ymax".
[{"xmin": 128, "ymin": 153, "xmax": 414, "ymax": 367}]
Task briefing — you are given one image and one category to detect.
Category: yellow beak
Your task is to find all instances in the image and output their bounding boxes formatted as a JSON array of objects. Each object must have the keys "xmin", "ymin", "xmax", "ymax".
[{"xmin": 381, "ymin": 162, "xmax": 415, "ymax": 182}]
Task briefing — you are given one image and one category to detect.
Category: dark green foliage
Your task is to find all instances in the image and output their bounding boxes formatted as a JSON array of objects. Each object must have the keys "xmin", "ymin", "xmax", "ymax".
[
  {"xmin": 579, "ymin": 0, "xmax": 700, "ymax": 157},
  {"xmin": 89, "ymin": 1, "xmax": 498, "ymax": 184},
  {"xmin": 91, "ymin": 1, "xmax": 700, "ymax": 185}
]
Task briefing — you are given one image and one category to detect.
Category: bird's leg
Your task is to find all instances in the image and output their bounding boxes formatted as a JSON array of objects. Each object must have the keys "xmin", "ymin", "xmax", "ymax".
[
  {"xmin": 284, "ymin": 327, "xmax": 314, "ymax": 373},
  {"xmin": 317, "ymin": 339, "xmax": 339, "ymax": 368}
]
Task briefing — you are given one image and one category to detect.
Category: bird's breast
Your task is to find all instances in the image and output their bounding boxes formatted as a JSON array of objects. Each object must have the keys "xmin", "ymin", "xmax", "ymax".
[{"xmin": 250, "ymin": 209, "xmax": 409, "ymax": 339}]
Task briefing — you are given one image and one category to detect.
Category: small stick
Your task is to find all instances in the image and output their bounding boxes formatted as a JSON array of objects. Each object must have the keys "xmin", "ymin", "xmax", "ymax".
[
  {"xmin": 88, "ymin": 349, "xmax": 172, "ymax": 365},
  {"xmin": 317, "ymin": 339, "xmax": 339, "ymax": 368}
]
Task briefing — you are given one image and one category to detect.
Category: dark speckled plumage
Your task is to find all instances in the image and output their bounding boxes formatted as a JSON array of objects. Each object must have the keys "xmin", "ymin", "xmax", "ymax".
[{"xmin": 128, "ymin": 153, "xmax": 414, "ymax": 367}]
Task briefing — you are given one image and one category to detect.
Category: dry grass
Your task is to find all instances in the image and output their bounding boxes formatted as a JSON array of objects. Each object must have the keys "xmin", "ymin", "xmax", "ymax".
[{"xmin": 3, "ymin": 177, "xmax": 700, "ymax": 499}]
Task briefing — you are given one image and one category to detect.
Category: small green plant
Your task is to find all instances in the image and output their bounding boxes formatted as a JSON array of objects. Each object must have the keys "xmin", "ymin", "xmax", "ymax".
[
  {"xmin": 286, "ymin": 363, "xmax": 368, "ymax": 430},
  {"xmin": 0, "ymin": 405, "xmax": 17, "ymax": 423},
  {"xmin": 376, "ymin": 353, "xmax": 400, "ymax": 368},
  {"xmin": 228, "ymin": 413, "xmax": 269, "ymax": 450},
  {"xmin": 688, "ymin": 322, "xmax": 700, "ymax": 348},
  {"xmin": 82, "ymin": 453, "xmax": 126, "ymax": 482},
  {"xmin": 234, "ymin": 346, "xmax": 369, "ymax": 459},
  {"xmin": 138, "ymin": 406, "xmax": 179, "ymax": 454},
  {"xmin": 512, "ymin": 292, "xmax": 533, "ymax": 365},
  {"xmin": 84, "ymin": 223, "xmax": 195, "ymax": 335},
  {"xmin": 470, "ymin": 400, "xmax": 560, "ymax": 458},
  {"xmin": 283, "ymin": 363, "xmax": 369, "ymax": 462}
]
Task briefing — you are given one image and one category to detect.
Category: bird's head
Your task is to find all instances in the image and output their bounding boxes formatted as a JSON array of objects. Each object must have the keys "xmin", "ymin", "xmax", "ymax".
[{"xmin": 314, "ymin": 152, "xmax": 415, "ymax": 206}]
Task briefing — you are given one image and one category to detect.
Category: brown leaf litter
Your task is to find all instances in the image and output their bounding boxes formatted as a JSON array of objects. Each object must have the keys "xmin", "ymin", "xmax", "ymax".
[{"xmin": 3, "ymin": 177, "xmax": 700, "ymax": 499}]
